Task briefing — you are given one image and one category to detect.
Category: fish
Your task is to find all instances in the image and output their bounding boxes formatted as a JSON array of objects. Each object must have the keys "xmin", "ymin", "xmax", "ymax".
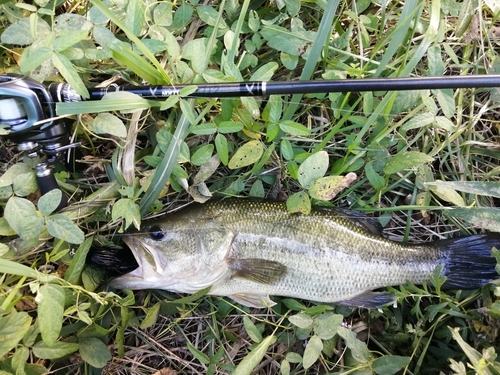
[{"xmin": 88, "ymin": 199, "xmax": 500, "ymax": 309}]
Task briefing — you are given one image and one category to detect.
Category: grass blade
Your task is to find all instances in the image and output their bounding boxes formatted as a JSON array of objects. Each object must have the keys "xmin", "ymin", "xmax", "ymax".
[
  {"xmin": 283, "ymin": 0, "xmax": 340, "ymax": 120},
  {"xmin": 89, "ymin": 0, "xmax": 170, "ymax": 84}
]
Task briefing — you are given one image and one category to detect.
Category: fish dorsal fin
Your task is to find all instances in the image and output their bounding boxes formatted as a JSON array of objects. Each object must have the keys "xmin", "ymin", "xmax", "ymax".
[
  {"xmin": 335, "ymin": 291, "xmax": 396, "ymax": 309},
  {"xmin": 316, "ymin": 207, "xmax": 385, "ymax": 237},
  {"xmin": 230, "ymin": 293, "xmax": 277, "ymax": 308},
  {"xmin": 229, "ymin": 258, "xmax": 287, "ymax": 284}
]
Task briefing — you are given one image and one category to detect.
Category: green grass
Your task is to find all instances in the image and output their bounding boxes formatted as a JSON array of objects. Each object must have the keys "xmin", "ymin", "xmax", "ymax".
[{"xmin": 1, "ymin": 0, "xmax": 500, "ymax": 374}]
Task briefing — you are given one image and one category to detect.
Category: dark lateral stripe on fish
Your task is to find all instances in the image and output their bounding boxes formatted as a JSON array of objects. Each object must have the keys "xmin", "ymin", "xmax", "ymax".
[{"xmin": 437, "ymin": 233, "xmax": 500, "ymax": 289}]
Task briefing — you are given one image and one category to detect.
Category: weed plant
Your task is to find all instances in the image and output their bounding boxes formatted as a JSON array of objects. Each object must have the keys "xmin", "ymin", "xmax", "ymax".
[{"xmin": 1, "ymin": 0, "xmax": 500, "ymax": 374}]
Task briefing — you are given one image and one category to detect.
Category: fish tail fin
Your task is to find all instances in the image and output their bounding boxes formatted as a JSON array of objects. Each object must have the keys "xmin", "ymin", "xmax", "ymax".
[{"xmin": 436, "ymin": 233, "xmax": 500, "ymax": 289}]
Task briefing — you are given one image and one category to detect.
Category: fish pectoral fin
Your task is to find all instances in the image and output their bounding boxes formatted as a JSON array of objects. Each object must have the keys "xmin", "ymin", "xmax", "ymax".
[
  {"xmin": 229, "ymin": 258, "xmax": 287, "ymax": 284},
  {"xmin": 230, "ymin": 293, "xmax": 277, "ymax": 308},
  {"xmin": 336, "ymin": 291, "xmax": 396, "ymax": 309}
]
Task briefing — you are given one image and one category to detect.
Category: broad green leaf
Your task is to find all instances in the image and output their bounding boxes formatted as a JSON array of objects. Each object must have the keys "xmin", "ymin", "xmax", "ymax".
[
  {"xmin": 12, "ymin": 345, "xmax": 29, "ymax": 375},
  {"xmin": 428, "ymin": 45, "xmax": 444, "ymax": 76},
  {"xmin": 372, "ymin": 355, "xmax": 411, "ymax": 375},
  {"xmin": 445, "ymin": 208, "xmax": 500, "ymax": 232},
  {"xmin": 64, "ymin": 237, "xmax": 93, "ymax": 284},
  {"xmin": 298, "ymin": 151, "xmax": 329, "ymax": 189},
  {"xmin": 434, "ymin": 116, "xmax": 457, "ymax": 132},
  {"xmin": 191, "ymin": 123, "xmax": 217, "ymax": 135},
  {"xmin": 313, "ymin": 313, "xmax": 343, "ymax": 340},
  {"xmin": 46, "ymin": 214, "xmax": 85, "ymax": 244},
  {"xmin": 93, "ymin": 113, "xmax": 127, "ymax": 138},
  {"xmin": 0, "ymin": 243, "xmax": 9, "ymax": 257},
  {"xmin": 92, "ymin": 25, "xmax": 117, "ymax": 46},
  {"xmin": 285, "ymin": 352, "xmax": 303, "ymax": 363},
  {"xmin": 13, "ymin": 172, "xmax": 38, "ymax": 197},
  {"xmin": 337, "ymin": 326, "xmax": 369, "ymax": 364},
  {"xmin": 286, "ymin": 191, "xmax": 311, "ymax": 215},
  {"xmin": 249, "ymin": 62, "xmax": 278, "ymax": 81},
  {"xmin": 191, "ymin": 144, "xmax": 214, "ymax": 166},
  {"xmin": 401, "ymin": 113, "xmax": 434, "ymax": 131},
  {"xmin": 33, "ymin": 341, "xmax": 80, "ymax": 360},
  {"xmin": 285, "ymin": 0, "xmax": 301, "ymax": 15},
  {"xmin": 52, "ymin": 53, "xmax": 89, "ymax": 98},
  {"xmin": 248, "ymin": 10, "xmax": 260, "ymax": 32},
  {"xmin": 0, "ymin": 218, "xmax": 15, "ymax": 236},
  {"xmin": 1, "ymin": 17, "xmax": 51, "ymax": 45},
  {"xmin": 243, "ymin": 316, "xmax": 262, "ymax": 343},
  {"xmin": 0, "ymin": 185, "xmax": 12, "ymax": 199},
  {"xmin": 435, "ymin": 89, "xmax": 455, "ymax": 118},
  {"xmin": 54, "ymin": 14, "xmax": 93, "ymax": 32},
  {"xmin": 53, "ymin": 30, "xmax": 89, "ymax": 52},
  {"xmin": 427, "ymin": 181, "xmax": 465, "ymax": 206},
  {"xmin": 79, "ymin": 337, "xmax": 112, "ymax": 368},
  {"xmin": 365, "ymin": 163, "xmax": 385, "ymax": 190},
  {"xmin": 38, "ymin": 189, "xmax": 63, "ymax": 216},
  {"xmin": 179, "ymin": 85, "xmax": 198, "ymax": 97},
  {"xmin": 279, "ymin": 120, "xmax": 311, "ymax": 136},
  {"xmin": 197, "ymin": 5, "xmax": 228, "ymax": 28},
  {"xmin": 218, "ymin": 121, "xmax": 244, "ymax": 133},
  {"xmin": 111, "ymin": 198, "xmax": 141, "ymax": 230},
  {"xmin": 228, "ymin": 140, "xmax": 264, "ymax": 169},
  {"xmin": 20, "ymin": 46, "xmax": 52, "ymax": 73},
  {"xmin": 425, "ymin": 181, "xmax": 500, "ymax": 198},
  {"xmin": 232, "ymin": 335, "xmax": 276, "ymax": 375},
  {"xmin": 308, "ymin": 174, "xmax": 357, "ymax": 201},
  {"xmin": 4, "ymin": 197, "xmax": 44, "ymax": 241},
  {"xmin": 449, "ymin": 327, "xmax": 485, "ymax": 371},
  {"xmin": 280, "ymin": 139, "xmax": 294, "ymax": 160},
  {"xmin": 125, "ymin": 0, "xmax": 145, "ymax": 36},
  {"xmin": 280, "ymin": 359, "xmax": 290, "ymax": 375},
  {"xmin": 266, "ymin": 123, "xmax": 280, "ymax": 142},
  {"xmin": 302, "ymin": 335, "xmax": 323, "ymax": 369},
  {"xmin": 140, "ymin": 302, "xmax": 161, "ymax": 329},
  {"xmin": 0, "ymin": 311, "xmax": 32, "ymax": 357},
  {"xmin": 160, "ymin": 95, "xmax": 180, "ymax": 111},
  {"xmin": 401, "ymin": 113, "xmax": 436, "ymax": 131},
  {"xmin": 280, "ymin": 51, "xmax": 298, "ymax": 70},
  {"xmin": 288, "ymin": 313, "xmax": 313, "ymax": 329},
  {"xmin": 37, "ymin": 284, "xmax": 65, "ymax": 346},
  {"xmin": 249, "ymin": 180, "xmax": 265, "ymax": 198},
  {"xmin": 383, "ymin": 152, "xmax": 434, "ymax": 175},
  {"xmin": 182, "ymin": 38, "xmax": 207, "ymax": 74},
  {"xmin": 187, "ymin": 341, "xmax": 211, "ymax": 365},
  {"xmin": 0, "ymin": 163, "xmax": 32, "ymax": 187}
]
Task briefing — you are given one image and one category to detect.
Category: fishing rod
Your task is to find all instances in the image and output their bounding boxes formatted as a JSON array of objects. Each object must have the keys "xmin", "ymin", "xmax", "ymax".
[
  {"xmin": 1, "ymin": 73, "xmax": 500, "ymax": 210},
  {"xmin": 50, "ymin": 74, "xmax": 500, "ymax": 101}
]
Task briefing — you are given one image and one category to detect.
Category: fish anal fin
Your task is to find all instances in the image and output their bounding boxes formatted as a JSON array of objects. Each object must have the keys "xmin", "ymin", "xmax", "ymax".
[
  {"xmin": 230, "ymin": 293, "xmax": 277, "ymax": 308},
  {"xmin": 336, "ymin": 291, "xmax": 396, "ymax": 309},
  {"xmin": 230, "ymin": 258, "xmax": 287, "ymax": 284}
]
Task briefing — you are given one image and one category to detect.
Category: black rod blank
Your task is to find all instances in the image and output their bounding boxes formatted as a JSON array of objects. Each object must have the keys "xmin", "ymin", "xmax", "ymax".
[{"xmin": 49, "ymin": 74, "xmax": 500, "ymax": 102}]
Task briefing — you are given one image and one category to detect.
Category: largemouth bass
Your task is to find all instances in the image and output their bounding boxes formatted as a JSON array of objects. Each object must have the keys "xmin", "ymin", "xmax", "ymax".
[{"xmin": 91, "ymin": 200, "xmax": 500, "ymax": 308}]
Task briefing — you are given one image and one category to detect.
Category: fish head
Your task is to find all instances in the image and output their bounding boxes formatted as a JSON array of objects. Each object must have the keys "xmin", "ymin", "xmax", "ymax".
[{"xmin": 108, "ymin": 213, "xmax": 235, "ymax": 294}]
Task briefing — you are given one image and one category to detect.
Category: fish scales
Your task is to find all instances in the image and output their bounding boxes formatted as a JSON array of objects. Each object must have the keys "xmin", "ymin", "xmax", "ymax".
[
  {"xmin": 102, "ymin": 199, "xmax": 500, "ymax": 308},
  {"xmin": 203, "ymin": 200, "xmax": 439, "ymax": 303}
]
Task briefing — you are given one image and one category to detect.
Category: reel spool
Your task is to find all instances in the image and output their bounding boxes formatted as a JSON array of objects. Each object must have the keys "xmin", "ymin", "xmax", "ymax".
[{"xmin": 0, "ymin": 75, "xmax": 79, "ymax": 210}]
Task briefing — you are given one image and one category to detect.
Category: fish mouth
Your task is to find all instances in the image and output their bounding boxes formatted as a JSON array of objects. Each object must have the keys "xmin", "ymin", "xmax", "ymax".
[{"xmin": 86, "ymin": 242, "xmax": 139, "ymax": 277}]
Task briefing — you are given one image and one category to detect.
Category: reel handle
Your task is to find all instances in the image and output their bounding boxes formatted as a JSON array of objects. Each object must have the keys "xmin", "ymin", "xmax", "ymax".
[{"xmin": 36, "ymin": 163, "xmax": 68, "ymax": 212}]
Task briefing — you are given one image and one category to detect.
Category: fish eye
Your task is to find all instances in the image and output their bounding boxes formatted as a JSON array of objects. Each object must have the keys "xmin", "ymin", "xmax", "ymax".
[{"xmin": 149, "ymin": 225, "xmax": 165, "ymax": 241}]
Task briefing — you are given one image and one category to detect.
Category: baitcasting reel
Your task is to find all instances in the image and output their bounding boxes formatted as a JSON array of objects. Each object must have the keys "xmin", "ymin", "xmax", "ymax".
[{"xmin": 0, "ymin": 75, "xmax": 80, "ymax": 210}]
